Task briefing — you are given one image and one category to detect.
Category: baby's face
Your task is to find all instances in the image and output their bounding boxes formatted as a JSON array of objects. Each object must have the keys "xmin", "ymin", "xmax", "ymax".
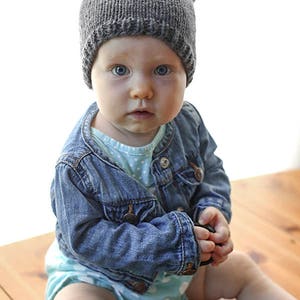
[{"xmin": 91, "ymin": 36, "xmax": 186, "ymax": 146}]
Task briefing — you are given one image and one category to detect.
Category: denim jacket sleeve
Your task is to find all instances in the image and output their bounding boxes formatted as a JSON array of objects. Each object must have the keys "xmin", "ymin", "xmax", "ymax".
[
  {"xmin": 51, "ymin": 158, "xmax": 200, "ymax": 282},
  {"xmin": 182, "ymin": 103, "xmax": 232, "ymax": 223}
]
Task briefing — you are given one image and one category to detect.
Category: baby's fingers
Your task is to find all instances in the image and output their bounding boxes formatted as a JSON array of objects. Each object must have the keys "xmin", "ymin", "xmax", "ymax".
[
  {"xmin": 211, "ymin": 239, "xmax": 234, "ymax": 266},
  {"xmin": 198, "ymin": 240, "xmax": 215, "ymax": 264},
  {"xmin": 211, "ymin": 254, "xmax": 228, "ymax": 266},
  {"xmin": 214, "ymin": 238, "xmax": 234, "ymax": 257},
  {"xmin": 198, "ymin": 239, "xmax": 215, "ymax": 253},
  {"xmin": 211, "ymin": 226, "xmax": 230, "ymax": 244},
  {"xmin": 194, "ymin": 226, "xmax": 210, "ymax": 241}
]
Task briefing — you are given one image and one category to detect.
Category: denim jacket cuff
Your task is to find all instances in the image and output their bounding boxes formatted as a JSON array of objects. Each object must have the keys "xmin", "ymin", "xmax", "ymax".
[
  {"xmin": 193, "ymin": 197, "xmax": 232, "ymax": 223},
  {"xmin": 171, "ymin": 211, "xmax": 200, "ymax": 275}
]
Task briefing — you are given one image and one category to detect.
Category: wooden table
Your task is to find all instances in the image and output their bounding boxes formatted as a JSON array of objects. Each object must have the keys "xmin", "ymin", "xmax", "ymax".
[{"xmin": 1, "ymin": 170, "xmax": 300, "ymax": 299}]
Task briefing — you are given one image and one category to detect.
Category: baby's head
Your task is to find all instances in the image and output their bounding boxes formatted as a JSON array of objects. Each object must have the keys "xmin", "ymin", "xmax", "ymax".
[{"xmin": 79, "ymin": 0, "xmax": 196, "ymax": 89}]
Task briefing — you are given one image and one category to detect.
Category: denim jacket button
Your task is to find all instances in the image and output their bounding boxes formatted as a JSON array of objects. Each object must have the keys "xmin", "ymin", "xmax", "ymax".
[
  {"xmin": 194, "ymin": 168, "xmax": 203, "ymax": 182},
  {"xmin": 176, "ymin": 206, "xmax": 185, "ymax": 212},
  {"xmin": 189, "ymin": 162, "xmax": 204, "ymax": 182},
  {"xmin": 180, "ymin": 262, "xmax": 197, "ymax": 275},
  {"xmin": 123, "ymin": 204, "xmax": 139, "ymax": 225},
  {"xmin": 123, "ymin": 212, "xmax": 139, "ymax": 225},
  {"xmin": 131, "ymin": 281, "xmax": 147, "ymax": 293},
  {"xmin": 160, "ymin": 157, "xmax": 170, "ymax": 169}
]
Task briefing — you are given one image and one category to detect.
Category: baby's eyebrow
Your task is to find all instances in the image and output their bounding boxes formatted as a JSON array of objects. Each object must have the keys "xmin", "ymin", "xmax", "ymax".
[
  {"xmin": 101, "ymin": 51, "xmax": 180, "ymax": 68},
  {"xmin": 104, "ymin": 52, "xmax": 130, "ymax": 61}
]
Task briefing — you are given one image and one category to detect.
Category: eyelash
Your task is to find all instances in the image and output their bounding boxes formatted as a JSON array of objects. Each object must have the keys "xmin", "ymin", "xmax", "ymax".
[{"xmin": 110, "ymin": 65, "xmax": 171, "ymax": 76}]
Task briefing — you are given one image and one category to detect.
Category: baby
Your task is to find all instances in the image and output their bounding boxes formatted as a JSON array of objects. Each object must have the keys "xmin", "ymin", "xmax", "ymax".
[{"xmin": 45, "ymin": 0, "xmax": 296, "ymax": 299}]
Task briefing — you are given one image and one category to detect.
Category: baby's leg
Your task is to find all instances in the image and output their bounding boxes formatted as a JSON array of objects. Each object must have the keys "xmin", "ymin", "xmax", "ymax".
[
  {"xmin": 185, "ymin": 266, "xmax": 206, "ymax": 300},
  {"xmin": 54, "ymin": 282, "xmax": 117, "ymax": 300},
  {"xmin": 186, "ymin": 251, "xmax": 296, "ymax": 300}
]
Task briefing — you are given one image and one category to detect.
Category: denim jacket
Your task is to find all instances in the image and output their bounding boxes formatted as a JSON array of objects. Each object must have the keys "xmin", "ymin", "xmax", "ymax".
[{"xmin": 51, "ymin": 101, "xmax": 231, "ymax": 293}]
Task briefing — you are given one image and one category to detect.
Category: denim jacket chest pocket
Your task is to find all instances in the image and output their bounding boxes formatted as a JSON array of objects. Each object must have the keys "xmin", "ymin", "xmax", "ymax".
[
  {"xmin": 159, "ymin": 159, "xmax": 205, "ymax": 212},
  {"xmin": 176, "ymin": 160, "xmax": 204, "ymax": 187}
]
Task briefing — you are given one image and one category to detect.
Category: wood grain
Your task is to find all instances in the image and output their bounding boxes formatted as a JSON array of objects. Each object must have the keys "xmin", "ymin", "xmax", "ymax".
[
  {"xmin": 230, "ymin": 170, "xmax": 300, "ymax": 298},
  {"xmin": 0, "ymin": 233, "xmax": 54, "ymax": 300}
]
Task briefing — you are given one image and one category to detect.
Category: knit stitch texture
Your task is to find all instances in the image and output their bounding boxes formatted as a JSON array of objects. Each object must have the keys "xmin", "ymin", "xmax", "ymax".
[{"xmin": 79, "ymin": 0, "xmax": 196, "ymax": 88}]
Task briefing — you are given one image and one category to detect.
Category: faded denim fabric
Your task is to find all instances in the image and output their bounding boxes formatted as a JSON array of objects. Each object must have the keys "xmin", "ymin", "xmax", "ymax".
[{"xmin": 51, "ymin": 101, "xmax": 231, "ymax": 293}]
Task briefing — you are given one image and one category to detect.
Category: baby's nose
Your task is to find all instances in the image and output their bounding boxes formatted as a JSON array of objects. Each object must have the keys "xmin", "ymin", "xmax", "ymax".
[{"xmin": 129, "ymin": 75, "xmax": 154, "ymax": 100}]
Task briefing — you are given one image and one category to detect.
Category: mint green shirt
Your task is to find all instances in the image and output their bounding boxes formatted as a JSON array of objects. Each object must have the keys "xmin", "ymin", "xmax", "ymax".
[{"xmin": 91, "ymin": 125, "xmax": 166, "ymax": 187}]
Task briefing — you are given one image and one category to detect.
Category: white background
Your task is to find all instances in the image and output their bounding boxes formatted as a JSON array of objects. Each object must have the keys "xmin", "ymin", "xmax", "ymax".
[{"xmin": 0, "ymin": 1, "xmax": 299, "ymax": 246}]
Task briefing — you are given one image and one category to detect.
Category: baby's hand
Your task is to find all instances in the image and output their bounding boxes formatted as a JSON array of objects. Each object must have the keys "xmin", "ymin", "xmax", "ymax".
[
  {"xmin": 198, "ymin": 207, "xmax": 233, "ymax": 266},
  {"xmin": 193, "ymin": 225, "xmax": 215, "ymax": 264}
]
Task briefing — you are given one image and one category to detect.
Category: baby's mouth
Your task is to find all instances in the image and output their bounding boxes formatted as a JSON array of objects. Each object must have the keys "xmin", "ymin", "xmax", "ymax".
[{"xmin": 129, "ymin": 110, "xmax": 154, "ymax": 119}]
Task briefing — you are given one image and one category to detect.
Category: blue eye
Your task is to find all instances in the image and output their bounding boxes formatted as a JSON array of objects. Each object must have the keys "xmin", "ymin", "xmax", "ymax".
[
  {"xmin": 112, "ymin": 65, "xmax": 129, "ymax": 76},
  {"xmin": 155, "ymin": 65, "xmax": 170, "ymax": 76}
]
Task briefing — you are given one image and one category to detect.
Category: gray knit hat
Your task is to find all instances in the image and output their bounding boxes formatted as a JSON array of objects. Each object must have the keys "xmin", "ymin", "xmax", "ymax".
[{"xmin": 79, "ymin": 0, "xmax": 196, "ymax": 89}]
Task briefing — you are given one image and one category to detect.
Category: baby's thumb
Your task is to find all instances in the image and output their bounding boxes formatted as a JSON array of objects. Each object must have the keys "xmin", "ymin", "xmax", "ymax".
[{"xmin": 198, "ymin": 208, "xmax": 214, "ymax": 225}]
